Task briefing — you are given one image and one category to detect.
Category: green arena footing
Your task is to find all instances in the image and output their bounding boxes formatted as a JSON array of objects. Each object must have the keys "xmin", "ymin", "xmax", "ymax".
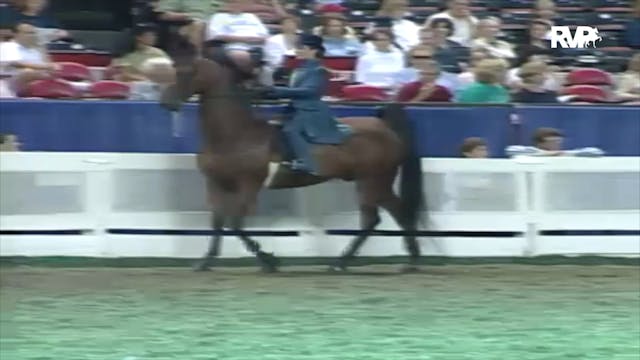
[{"xmin": 0, "ymin": 255, "xmax": 638, "ymax": 268}]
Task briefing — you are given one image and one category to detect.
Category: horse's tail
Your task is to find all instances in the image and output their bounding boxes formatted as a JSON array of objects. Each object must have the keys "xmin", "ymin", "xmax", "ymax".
[{"xmin": 377, "ymin": 103, "xmax": 426, "ymax": 230}]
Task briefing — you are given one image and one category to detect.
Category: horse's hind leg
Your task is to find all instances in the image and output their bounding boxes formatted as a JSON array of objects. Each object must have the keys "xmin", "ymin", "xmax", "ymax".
[
  {"xmin": 331, "ymin": 179, "xmax": 382, "ymax": 271},
  {"xmin": 193, "ymin": 212, "xmax": 225, "ymax": 272},
  {"xmin": 379, "ymin": 194, "xmax": 421, "ymax": 272}
]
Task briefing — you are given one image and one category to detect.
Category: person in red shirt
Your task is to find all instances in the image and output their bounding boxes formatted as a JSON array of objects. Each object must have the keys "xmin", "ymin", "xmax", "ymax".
[{"xmin": 395, "ymin": 59, "xmax": 452, "ymax": 102}]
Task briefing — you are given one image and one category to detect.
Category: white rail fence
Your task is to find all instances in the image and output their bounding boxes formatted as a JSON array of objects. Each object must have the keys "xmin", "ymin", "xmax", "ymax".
[{"xmin": 1, "ymin": 153, "xmax": 638, "ymax": 258}]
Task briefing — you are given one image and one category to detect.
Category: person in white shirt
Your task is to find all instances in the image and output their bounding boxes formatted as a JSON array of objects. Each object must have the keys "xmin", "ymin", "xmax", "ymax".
[
  {"xmin": 205, "ymin": 0, "xmax": 269, "ymax": 69},
  {"xmin": 355, "ymin": 29, "xmax": 405, "ymax": 88},
  {"xmin": 362, "ymin": 17, "xmax": 404, "ymax": 55},
  {"xmin": 263, "ymin": 16, "xmax": 300, "ymax": 85},
  {"xmin": 471, "ymin": 18, "xmax": 516, "ymax": 61},
  {"xmin": 0, "ymin": 23, "xmax": 56, "ymax": 96},
  {"xmin": 374, "ymin": 0, "xmax": 420, "ymax": 52},
  {"xmin": 425, "ymin": 0, "xmax": 477, "ymax": 46}
]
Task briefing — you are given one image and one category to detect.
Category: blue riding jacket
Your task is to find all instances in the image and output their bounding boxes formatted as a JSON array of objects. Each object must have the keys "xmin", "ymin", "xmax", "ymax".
[{"xmin": 270, "ymin": 59, "xmax": 346, "ymax": 144}]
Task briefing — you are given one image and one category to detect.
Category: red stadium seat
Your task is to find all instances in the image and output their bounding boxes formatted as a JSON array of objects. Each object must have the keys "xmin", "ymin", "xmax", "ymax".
[
  {"xmin": 55, "ymin": 62, "xmax": 92, "ymax": 82},
  {"xmin": 341, "ymin": 85, "xmax": 389, "ymax": 101},
  {"xmin": 563, "ymin": 85, "xmax": 608, "ymax": 102},
  {"xmin": 87, "ymin": 81, "xmax": 130, "ymax": 99},
  {"xmin": 21, "ymin": 79, "xmax": 78, "ymax": 98},
  {"xmin": 284, "ymin": 56, "xmax": 358, "ymax": 71},
  {"xmin": 565, "ymin": 68, "xmax": 613, "ymax": 86}
]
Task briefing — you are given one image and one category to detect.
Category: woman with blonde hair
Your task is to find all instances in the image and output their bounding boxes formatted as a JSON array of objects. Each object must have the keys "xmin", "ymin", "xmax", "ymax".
[
  {"xmin": 471, "ymin": 17, "xmax": 516, "ymax": 60},
  {"xmin": 319, "ymin": 16, "xmax": 362, "ymax": 56},
  {"xmin": 455, "ymin": 58, "xmax": 510, "ymax": 103},
  {"xmin": 512, "ymin": 61, "xmax": 558, "ymax": 103},
  {"xmin": 616, "ymin": 53, "xmax": 640, "ymax": 100}
]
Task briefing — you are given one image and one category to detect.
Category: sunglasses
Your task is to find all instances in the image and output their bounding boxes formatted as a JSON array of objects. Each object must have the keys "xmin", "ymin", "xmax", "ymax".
[{"xmin": 413, "ymin": 55, "xmax": 432, "ymax": 59}]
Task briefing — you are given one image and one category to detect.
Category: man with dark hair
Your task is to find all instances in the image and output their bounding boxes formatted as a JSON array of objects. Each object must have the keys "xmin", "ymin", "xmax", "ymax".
[
  {"xmin": 460, "ymin": 137, "xmax": 488, "ymax": 158},
  {"xmin": 506, "ymin": 127, "xmax": 604, "ymax": 157}
]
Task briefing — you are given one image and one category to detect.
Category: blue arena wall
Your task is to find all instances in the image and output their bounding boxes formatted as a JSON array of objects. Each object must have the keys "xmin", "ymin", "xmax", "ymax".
[{"xmin": 0, "ymin": 100, "xmax": 638, "ymax": 157}]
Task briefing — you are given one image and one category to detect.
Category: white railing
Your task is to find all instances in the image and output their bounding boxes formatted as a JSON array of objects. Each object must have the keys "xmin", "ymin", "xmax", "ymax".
[{"xmin": 0, "ymin": 153, "xmax": 638, "ymax": 258}]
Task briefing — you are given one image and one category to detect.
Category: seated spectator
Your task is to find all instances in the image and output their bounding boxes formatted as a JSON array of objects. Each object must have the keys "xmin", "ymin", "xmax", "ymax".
[
  {"xmin": 534, "ymin": 0, "xmax": 559, "ymax": 37},
  {"xmin": 396, "ymin": 46, "xmax": 460, "ymax": 92},
  {"xmin": 460, "ymin": 137, "xmax": 488, "ymax": 158},
  {"xmin": 143, "ymin": 0, "xmax": 207, "ymax": 53},
  {"xmin": 616, "ymin": 53, "xmax": 640, "ymax": 101},
  {"xmin": 319, "ymin": 16, "xmax": 362, "ymax": 57},
  {"xmin": 264, "ymin": 16, "xmax": 299, "ymax": 70},
  {"xmin": 516, "ymin": 20, "xmax": 551, "ymax": 66},
  {"xmin": 507, "ymin": 50, "xmax": 560, "ymax": 92},
  {"xmin": 624, "ymin": 1, "xmax": 640, "ymax": 49},
  {"xmin": 425, "ymin": 0, "xmax": 478, "ymax": 47},
  {"xmin": 220, "ymin": 0, "xmax": 287, "ymax": 24},
  {"xmin": 312, "ymin": 4, "xmax": 357, "ymax": 37},
  {"xmin": 455, "ymin": 58, "xmax": 509, "ymax": 103},
  {"xmin": 0, "ymin": 22, "xmax": 56, "ymax": 96},
  {"xmin": 110, "ymin": 24, "xmax": 170, "ymax": 83},
  {"xmin": 395, "ymin": 60, "xmax": 453, "ymax": 102},
  {"xmin": 3, "ymin": 0, "xmax": 68, "ymax": 44},
  {"xmin": 506, "ymin": 128, "xmax": 604, "ymax": 157},
  {"xmin": 205, "ymin": 0, "xmax": 270, "ymax": 57},
  {"xmin": 471, "ymin": 18, "xmax": 516, "ymax": 61},
  {"xmin": 0, "ymin": 133, "xmax": 21, "ymax": 152},
  {"xmin": 355, "ymin": 29, "xmax": 405, "ymax": 88},
  {"xmin": 422, "ymin": 21, "xmax": 469, "ymax": 73},
  {"xmin": 374, "ymin": 0, "xmax": 420, "ymax": 52},
  {"xmin": 457, "ymin": 47, "xmax": 491, "ymax": 88},
  {"xmin": 363, "ymin": 17, "xmax": 404, "ymax": 55},
  {"xmin": 512, "ymin": 61, "xmax": 558, "ymax": 103}
]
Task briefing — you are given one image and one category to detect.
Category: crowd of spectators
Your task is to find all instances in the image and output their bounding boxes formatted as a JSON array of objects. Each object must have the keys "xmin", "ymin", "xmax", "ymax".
[{"xmin": 0, "ymin": 0, "xmax": 638, "ymax": 104}]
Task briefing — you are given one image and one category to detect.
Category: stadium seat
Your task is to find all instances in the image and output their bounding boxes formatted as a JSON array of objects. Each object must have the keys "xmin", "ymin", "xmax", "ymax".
[
  {"xmin": 55, "ymin": 62, "xmax": 92, "ymax": 82},
  {"xmin": 565, "ymin": 68, "xmax": 613, "ymax": 86},
  {"xmin": 21, "ymin": 79, "xmax": 78, "ymax": 99},
  {"xmin": 563, "ymin": 85, "xmax": 608, "ymax": 102},
  {"xmin": 87, "ymin": 81, "xmax": 130, "ymax": 99},
  {"xmin": 341, "ymin": 85, "xmax": 389, "ymax": 101}
]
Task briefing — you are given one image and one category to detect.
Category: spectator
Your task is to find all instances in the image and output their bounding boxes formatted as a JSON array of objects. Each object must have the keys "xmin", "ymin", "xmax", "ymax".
[
  {"xmin": 616, "ymin": 53, "xmax": 640, "ymax": 101},
  {"xmin": 624, "ymin": 1, "xmax": 640, "ymax": 49},
  {"xmin": 3, "ymin": 0, "xmax": 68, "ymax": 44},
  {"xmin": 506, "ymin": 128, "xmax": 604, "ymax": 157},
  {"xmin": 422, "ymin": 21, "xmax": 469, "ymax": 73},
  {"xmin": 111, "ymin": 24, "xmax": 170, "ymax": 83},
  {"xmin": 516, "ymin": 19, "xmax": 551, "ymax": 66},
  {"xmin": 0, "ymin": 22, "xmax": 56, "ymax": 96},
  {"xmin": 355, "ymin": 29, "xmax": 405, "ymax": 88},
  {"xmin": 457, "ymin": 47, "xmax": 491, "ymax": 88},
  {"xmin": 319, "ymin": 16, "xmax": 361, "ymax": 56},
  {"xmin": 141, "ymin": 0, "xmax": 206, "ymax": 53},
  {"xmin": 263, "ymin": 16, "xmax": 299, "ymax": 85},
  {"xmin": 374, "ymin": 0, "xmax": 420, "ymax": 52},
  {"xmin": 363, "ymin": 17, "xmax": 403, "ymax": 55},
  {"xmin": 220, "ymin": 0, "xmax": 288, "ymax": 24},
  {"xmin": 205, "ymin": 0, "xmax": 270, "ymax": 52},
  {"xmin": 512, "ymin": 61, "xmax": 558, "ymax": 103},
  {"xmin": 264, "ymin": 16, "xmax": 300, "ymax": 70},
  {"xmin": 455, "ymin": 58, "xmax": 509, "ymax": 103},
  {"xmin": 471, "ymin": 18, "xmax": 516, "ymax": 61},
  {"xmin": 460, "ymin": 137, "xmax": 488, "ymax": 158},
  {"xmin": 534, "ymin": 0, "xmax": 558, "ymax": 36},
  {"xmin": 396, "ymin": 46, "xmax": 460, "ymax": 92},
  {"xmin": 312, "ymin": 4, "xmax": 357, "ymax": 37},
  {"xmin": 425, "ymin": 0, "xmax": 478, "ymax": 47},
  {"xmin": 0, "ymin": 133, "xmax": 21, "ymax": 152},
  {"xmin": 395, "ymin": 60, "xmax": 453, "ymax": 102},
  {"xmin": 507, "ymin": 50, "xmax": 560, "ymax": 92}
]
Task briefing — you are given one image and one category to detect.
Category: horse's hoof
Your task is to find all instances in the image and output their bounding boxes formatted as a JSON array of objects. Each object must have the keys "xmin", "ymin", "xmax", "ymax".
[
  {"xmin": 400, "ymin": 264, "xmax": 421, "ymax": 273},
  {"xmin": 258, "ymin": 252, "xmax": 280, "ymax": 273},
  {"xmin": 193, "ymin": 261, "xmax": 212, "ymax": 272}
]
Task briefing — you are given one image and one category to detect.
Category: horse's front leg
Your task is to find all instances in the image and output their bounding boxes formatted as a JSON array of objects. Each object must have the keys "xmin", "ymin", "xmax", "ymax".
[
  {"xmin": 193, "ymin": 211, "xmax": 225, "ymax": 272},
  {"xmin": 232, "ymin": 215, "xmax": 280, "ymax": 273}
]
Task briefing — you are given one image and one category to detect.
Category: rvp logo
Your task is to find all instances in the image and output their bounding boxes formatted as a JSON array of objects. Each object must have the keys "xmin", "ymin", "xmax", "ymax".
[{"xmin": 550, "ymin": 26, "xmax": 602, "ymax": 49}]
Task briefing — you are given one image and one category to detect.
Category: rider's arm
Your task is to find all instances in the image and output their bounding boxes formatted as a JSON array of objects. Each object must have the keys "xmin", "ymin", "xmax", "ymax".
[{"xmin": 270, "ymin": 68, "xmax": 325, "ymax": 99}]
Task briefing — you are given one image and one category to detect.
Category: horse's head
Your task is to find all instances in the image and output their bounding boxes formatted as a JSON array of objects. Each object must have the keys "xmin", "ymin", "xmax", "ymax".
[{"xmin": 160, "ymin": 32, "xmax": 219, "ymax": 111}]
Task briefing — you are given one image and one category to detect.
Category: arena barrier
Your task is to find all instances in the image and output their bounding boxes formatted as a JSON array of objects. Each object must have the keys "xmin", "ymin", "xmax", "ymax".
[
  {"xmin": 1, "ymin": 100, "xmax": 639, "ymax": 156},
  {"xmin": 1, "ymin": 152, "xmax": 638, "ymax": 259}
]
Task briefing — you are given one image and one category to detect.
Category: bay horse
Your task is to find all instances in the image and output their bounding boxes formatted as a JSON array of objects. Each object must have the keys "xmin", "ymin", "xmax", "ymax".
[{"xmin": 160, "ymin": 35, "xmax": 427, "ymax": 273}]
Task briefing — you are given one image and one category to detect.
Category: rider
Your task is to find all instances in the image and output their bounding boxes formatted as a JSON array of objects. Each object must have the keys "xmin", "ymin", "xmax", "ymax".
[{"xmin": 263, "ymin": 34, "xmax": 348, "ymax": 174}]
